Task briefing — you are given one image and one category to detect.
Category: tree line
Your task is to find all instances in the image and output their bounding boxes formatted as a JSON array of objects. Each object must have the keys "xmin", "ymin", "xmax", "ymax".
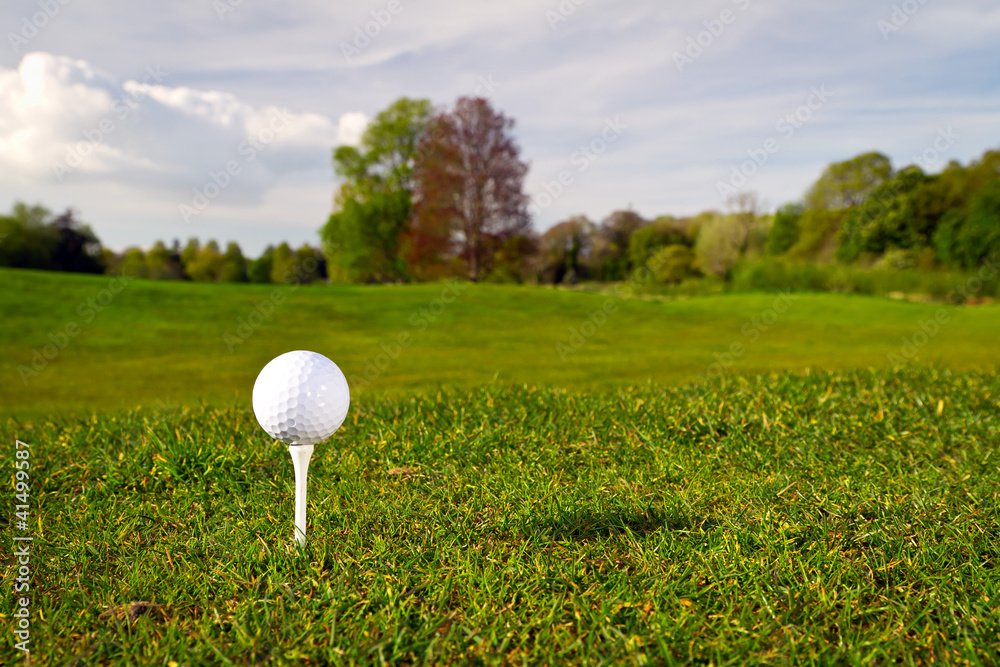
[
  {"xmin": 2, "ymin": 94, "xmax": 997, "ymax": 287},
  {"xmin": 0, "ymin": 204, "xmax": 325, "ymax": 285}
]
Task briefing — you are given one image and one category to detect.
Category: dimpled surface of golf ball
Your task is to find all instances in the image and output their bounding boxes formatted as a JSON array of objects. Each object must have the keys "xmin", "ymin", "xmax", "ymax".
[{"xmin": 252, "ymin": 350, "xmax": 350, "ymax": 446}]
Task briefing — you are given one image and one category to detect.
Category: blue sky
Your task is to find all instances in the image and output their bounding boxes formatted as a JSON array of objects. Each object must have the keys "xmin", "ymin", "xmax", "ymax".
[{"xmin": 1, "ymin": 0, "xmax": 998, "ymax": 256}]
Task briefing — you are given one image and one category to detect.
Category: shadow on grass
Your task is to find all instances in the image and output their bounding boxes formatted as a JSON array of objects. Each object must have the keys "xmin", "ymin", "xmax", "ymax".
[{"xmin": 531, "ymin": 506, "xmax": 716, "ymax": 541}]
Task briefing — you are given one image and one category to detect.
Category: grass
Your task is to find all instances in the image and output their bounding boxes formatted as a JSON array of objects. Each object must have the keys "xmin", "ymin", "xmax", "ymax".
[
  {"xmin": 2, "ymin": 267, "xmax": 1000, "ymax": 418},
  {"xmin": 2, "ymin": 268, "xmax": 999, "ymax": 663},
  {"xmin": 2, "ymin": 368, "xmax": 999, "ymax": 664}
]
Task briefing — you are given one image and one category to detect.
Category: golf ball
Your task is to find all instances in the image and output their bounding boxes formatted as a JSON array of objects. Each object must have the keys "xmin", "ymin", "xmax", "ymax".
[{"xmin": 252, "ymin": 350, "xmax": 350, "ymax": 446}]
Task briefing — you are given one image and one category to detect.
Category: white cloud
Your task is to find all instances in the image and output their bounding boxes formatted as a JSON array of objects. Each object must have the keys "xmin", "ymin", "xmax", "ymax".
[
  {"xmin": 336, "ymin": 111, "xmax": 369, "ymax": 146},
  {"xmin": 0, "ymin": 52, "xmax": 342, "ymax": 199}
]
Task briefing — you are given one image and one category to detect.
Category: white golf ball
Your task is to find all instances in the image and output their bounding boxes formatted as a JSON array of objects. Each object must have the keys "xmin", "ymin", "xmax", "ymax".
[{"xmin": 252, "ymin": 350, "xmax": 350, "ymax": 446}]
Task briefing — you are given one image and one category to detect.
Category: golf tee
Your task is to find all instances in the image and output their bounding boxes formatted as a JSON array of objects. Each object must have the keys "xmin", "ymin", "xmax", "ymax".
[{"xmin": 288, "ymin": 444, "xmax": 314, "ymax": 547}]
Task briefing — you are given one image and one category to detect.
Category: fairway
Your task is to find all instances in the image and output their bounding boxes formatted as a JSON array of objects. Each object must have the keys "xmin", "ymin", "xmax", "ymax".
[
  {"xmin": 2, "ymin": 267, "xmax": 999, "ymax": 418},
  {"xmin": 3, "ymin": 369, "xmax": 999, "ymax": 663},
  {"xmin": 3, "ymin": 269, "xmax": 1000, "ymax": 663}
]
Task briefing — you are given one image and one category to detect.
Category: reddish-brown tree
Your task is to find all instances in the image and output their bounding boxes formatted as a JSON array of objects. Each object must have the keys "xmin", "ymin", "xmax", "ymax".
[{"xmin": 411, "ymin": 97, "xmax": 531, "ymax": 281}]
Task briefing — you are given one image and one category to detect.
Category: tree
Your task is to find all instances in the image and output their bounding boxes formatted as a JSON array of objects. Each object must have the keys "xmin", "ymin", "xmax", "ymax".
[
  {"xmin": 786, "ymin": 208, "xmax": 848, "ymax": 261},
  {"xmin": 0, "ymin": 204, "xmax": 55, "ymax": 270},
  {"xmin": 219, "ymin": 242, "xmax": 248, "ymax": 282},
  {"xmin": 650, "ymin": 245, "xmax": 695, "ymax": 284},
  {"xmin": 323, "ymin": 97, "xmax": 433, "ymax": 282},
  {"xmin": 270, "ymin": 242, "xmax": 297, "ymax": 284},
  {"xmin": 766, "ymin": 203, "xmax": 804, "ymax": 255},
  {"xmin": 805, "ymin": 152, "xmax": 893, "ymax": 210},
  {"xmin": 538, "ymin": 215, "xmax": 597, "ymax": 284},
  {"xmin": 146, "ymin": 240, "xmax": 184, "ymax": 279},
  {"xmin": 484, "ymin": 233, "xmax": 539, "ymax": 283},
  {"xmin": 592, "ymin": 210, "xmax": 645, "ymax": 280},
  {"xmin": 294, "ymin": 244, "xmax": 324, "ymax": 284},
  {"xmin": 180, "ymin": 238, "xmax": 201, "ymax": 276},
  {"xmin": 627, "ymin": 219, "xmax": 689, "ymax": 271},
  {"xmin": 694, "ymin": 212, "xmax": 740, "ymax": 278},
  {"xmin": 248, "ymin": 245, "xmax": 275, "ymax": 283},
  {"xmin": 836, "ymin": 166, "xmax": 927, "ymax": 262},
  {"xmin": 186, "ymin": 240, "xmax": 224, "ymax": 282},
  {"xmin": 119, "ymin": 247, "xmax": 148, "ymax": 279},
  {"xmin": 725, "ymin": 191, "xmax": 763, "ymax": 256},
  {"xmin": 0, "ymin": 203, "xmax": 103, "ymax": 274},
  {"xmin": 49, "ymin": 209, "xmax": 104, "ymax": 273},
  {"xmin": 933, "ymin": 179, "xmax": 1000, "ymax": 270},
  {"xmin": 323, "ymin": 189, "xmax": 411, "ymax": 282},
  {"xmin": 412, "ymin": 96, "xmax": 531, "ymax": 281}
]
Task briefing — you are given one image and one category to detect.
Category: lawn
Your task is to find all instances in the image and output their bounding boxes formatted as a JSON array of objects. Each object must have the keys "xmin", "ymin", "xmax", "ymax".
[
  {"xmin": 1, "ymin": 267, "xmax": 999, "ymax": 418},
  {"xmin": 2, "ymin": 369, "xmax": 998, "ymax": 663},
  {"xmin": 2, "ymin": 268, "xmax": 999, "ymax": 664}
]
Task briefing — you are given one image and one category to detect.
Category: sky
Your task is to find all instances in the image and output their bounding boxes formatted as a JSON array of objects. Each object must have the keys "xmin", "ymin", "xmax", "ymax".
[{"xmin": 1, "ymin": 0, "xmax": 998, "ymax": 256}]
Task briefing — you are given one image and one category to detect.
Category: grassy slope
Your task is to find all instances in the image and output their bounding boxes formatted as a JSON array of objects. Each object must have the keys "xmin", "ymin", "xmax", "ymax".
[
  {"xmin": 1, "ymin": 267, "xmax": 999, "ymax": 418},
  {"xmin": 1, "ymin": 370, "xmax": 998, "ymax": 664}
]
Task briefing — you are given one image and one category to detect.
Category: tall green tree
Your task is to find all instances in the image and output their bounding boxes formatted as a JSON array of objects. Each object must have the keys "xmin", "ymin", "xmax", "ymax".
[
  {"xmin": 627, "ymin": 218, "xmax": 690, "ymax": 271},
  {"xmin": 120, "ymin": 248, "xmax": 149, "ymax": 279},
  {"xmin": 836, "ymin": 166, "xmax": 928, "ymax": 262},
  {"xmin": 806, "ymin": 152, "xmax": 893, "ymax": 210},
  {"xmin": 593, "ymin": 210, "xmax": 645, "ymax": 280},
  {"xmin": 324, "ymin": 189, "xmax": 412, "ymax": 282},
  {"xmin": 180, "ymin": 238, "xmax": 200, "ymax": 275},
  {"xmin": 322, "ymin": 97, "xmax": 433, "ymax": 282},
  {"xmin": 0, "ymin": 204, "xmax": 103, "ymax": 274},
  {"xmin": 219, "ymin": 242, "xmax": 248, "ymax": 283},
  {"xmin": 146, "ymin": 241, "xmax": 184, "ymax": 279},
  {"xmin": 270, "ymin": 242, "xmax": 297, "ymax": 284},
  {"xmin": 248, "ymin": 245, "xmax": 275, "ymax": 283},
  {"xmin": 766, "ymin": 203, "xmax": 804, "ymax": 255},
  {"xmin": 934, "ymin": 179, "xmax": 1000, "ymax": 270},
  {"xmin": 186, "ymin": 240, "xmax": 224, "ymax": 282},
  {"xmin": 538, "ymin": 216, "xmax": 596, "ymax": 284}
]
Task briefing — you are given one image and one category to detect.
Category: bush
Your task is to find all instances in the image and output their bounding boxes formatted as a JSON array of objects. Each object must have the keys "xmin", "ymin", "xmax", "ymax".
[
  {"xmin": 650, "ymin": 245, "xmax": 695, "ymax": 284},
  {"xmin": 730, "ymin": 259, "xmax": 830, "ymax": 292}
]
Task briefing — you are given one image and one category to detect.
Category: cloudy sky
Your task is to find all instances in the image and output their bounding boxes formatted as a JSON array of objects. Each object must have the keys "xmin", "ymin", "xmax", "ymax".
[{"xmin": 1, "ymin": 0, "xmax": 998, "ymax": 256}]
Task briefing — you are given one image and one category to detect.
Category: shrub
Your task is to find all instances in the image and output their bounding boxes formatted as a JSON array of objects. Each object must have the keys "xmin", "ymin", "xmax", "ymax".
[{"xmin": 650, "ymin": 245, "xmax": 695, "ymax": 284}]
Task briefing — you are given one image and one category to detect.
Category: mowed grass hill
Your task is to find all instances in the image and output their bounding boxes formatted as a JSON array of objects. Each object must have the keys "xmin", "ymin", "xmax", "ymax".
[{"xmin": 1, "ymin": 266, "xmax": 999, "ymax": 417}]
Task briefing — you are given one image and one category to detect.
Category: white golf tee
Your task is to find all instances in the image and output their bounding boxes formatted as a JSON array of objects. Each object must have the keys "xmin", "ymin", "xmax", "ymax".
[{"xmin": 288, "ymin": 444, "xmax": 314, "ymax": 547}]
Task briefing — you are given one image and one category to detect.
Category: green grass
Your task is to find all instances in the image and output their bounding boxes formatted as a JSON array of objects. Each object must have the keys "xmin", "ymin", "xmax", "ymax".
[
  {"xmin": 1, "ymin": 267, "xmax": 999, "ymax": 418},
  {"xmin": 2, "ymin": 268, "xmax": 1000, "ymax": 663},
  {"xmin": 2, "ymin": 368, "xmax": 999, "ymax": 664}
]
